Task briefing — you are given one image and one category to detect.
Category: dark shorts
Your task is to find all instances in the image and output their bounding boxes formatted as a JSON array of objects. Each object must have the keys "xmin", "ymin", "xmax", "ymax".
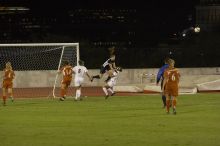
[{"xmin": 100, "ymin": 65, "xmax": 110, "ymax": 74}]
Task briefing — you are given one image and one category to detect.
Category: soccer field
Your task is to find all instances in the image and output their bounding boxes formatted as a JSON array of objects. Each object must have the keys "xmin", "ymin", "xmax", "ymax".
[{"xmin": 0, "ymin": 94, "xmax": 220, "ymax": 146}]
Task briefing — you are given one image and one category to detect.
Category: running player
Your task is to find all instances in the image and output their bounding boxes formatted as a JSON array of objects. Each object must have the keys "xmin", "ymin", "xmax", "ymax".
[
  {"xmin": 102, "ymin": 66, "xmax": 122, "ymax": 99},
  {"xmin": 162, "ymin": 59, "xmax": 180, "ymax": 114},
  {"xmin": 2, "ymin": 62, "xmax": 15, "ymax": 106},
  {"xmin": 59, "ymin": 61, "xmax": 73, "ymax": 101},
  {"xmin": 72, "ymin": 60, "xmax": 92, "ymax": 101}
]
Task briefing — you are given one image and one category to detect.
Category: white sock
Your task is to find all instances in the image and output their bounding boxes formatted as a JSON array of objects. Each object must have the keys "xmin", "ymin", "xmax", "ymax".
[
  {"xmin": 75, "ymin": 89, "xmax": 80, "ymax": 100},
  {"xmin": 78, "ymin": 90, "xmax": 81, "ymax": 99},
  {"xmin": 107, "ymin": 88, "xmax": 114, "ymax": 94},
  {"xmin": 102, "ymin": 87, "xmax": 108, "ymax": 96}
]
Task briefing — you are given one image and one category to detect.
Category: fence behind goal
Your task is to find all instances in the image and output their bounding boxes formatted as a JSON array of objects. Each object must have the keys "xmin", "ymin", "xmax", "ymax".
[{"xmin": 0, "ymin": 43, "xmax": 79, "ymax": 98}]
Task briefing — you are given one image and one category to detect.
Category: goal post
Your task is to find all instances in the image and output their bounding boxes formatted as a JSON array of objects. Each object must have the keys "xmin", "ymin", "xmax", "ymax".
[{"xmin": 0, "ymin": 43, "xmax": 79, "ymax": 98}]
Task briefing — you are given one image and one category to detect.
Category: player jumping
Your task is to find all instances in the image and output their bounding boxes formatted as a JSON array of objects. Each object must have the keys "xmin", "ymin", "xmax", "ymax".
[{"xmin": 91, "ymin": 46, "xmax": 116, "ymax": 82}]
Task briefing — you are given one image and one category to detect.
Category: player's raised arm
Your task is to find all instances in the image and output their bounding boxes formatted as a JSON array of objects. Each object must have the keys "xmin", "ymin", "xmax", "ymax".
[{"xmin": 86, "ymin": 72, "xmax": 92, "ymax": 82}]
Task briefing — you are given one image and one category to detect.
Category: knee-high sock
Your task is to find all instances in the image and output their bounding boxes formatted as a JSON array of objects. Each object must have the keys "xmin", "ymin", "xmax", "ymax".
[
  {"xmin": 9, "ymin": 93, "xmax": 13, "ymax": 97},
  {"xmin": 102, "ymin": 87, "xmax": 108, "ymax": 96},
  {"xmin": 61, "ymin": 89, "xmax": 66, "ymax": 97},
  {"xmin": 78, "ymin": 90, "xmax": 81, "ymax": 98},
  {"xmin": 107, "ymin": 88, "xmax": 114, "ymax": 94},
  {"xmin": 76, "ymin": 89, "xmax": 81, "ymax": 99},
  {"xmin": 166, "ymin": 99, "xmax": 170, "ymax": 112},
  {"xmin": 172, "ymin": 99, "xmax": 177, "ymax": 109},
  {"xmin": 3, "ymin": 96, "xmax": 6, "ymax": 104},
  {"xmin": 162, "ymin": 95, "xmax": 166, "ymax": 106}
]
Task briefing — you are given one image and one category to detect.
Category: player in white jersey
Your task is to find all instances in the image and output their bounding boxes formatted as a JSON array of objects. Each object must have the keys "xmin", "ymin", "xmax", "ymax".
[
  {"xmin": 73, "ymin": 60, "xmax": 92, "ymax": 101},
  {"xmin": 102, "ymin": 66, "xmax": 122, "ymax": 99}
]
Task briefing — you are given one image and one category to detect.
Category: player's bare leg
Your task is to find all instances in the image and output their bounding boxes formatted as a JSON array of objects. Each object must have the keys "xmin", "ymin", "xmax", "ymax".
[
  {"xmin": 2, "ymin": 88, "xmax": 7, "ymax": 106},
  {"xmin": 8, "ymin": 88, "xmax": 14, "ymax": 102}
]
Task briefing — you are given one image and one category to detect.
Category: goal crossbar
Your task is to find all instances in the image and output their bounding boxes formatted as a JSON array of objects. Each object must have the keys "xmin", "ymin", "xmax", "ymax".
[{"xmin": 0, "ymin": 43, "xmax": 79, "ymax": 47}]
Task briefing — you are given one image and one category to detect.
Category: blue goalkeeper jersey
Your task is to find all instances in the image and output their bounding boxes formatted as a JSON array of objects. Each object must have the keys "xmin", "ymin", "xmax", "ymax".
[{"xmin": 156, "ymin": 64, "xmax": 169, "ymax": 84}]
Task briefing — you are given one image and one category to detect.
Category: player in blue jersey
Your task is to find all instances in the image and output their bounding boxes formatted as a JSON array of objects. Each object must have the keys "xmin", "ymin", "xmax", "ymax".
[{"xmin": 156, "ymin": 57, "xmax": 169, "ymax": 108}]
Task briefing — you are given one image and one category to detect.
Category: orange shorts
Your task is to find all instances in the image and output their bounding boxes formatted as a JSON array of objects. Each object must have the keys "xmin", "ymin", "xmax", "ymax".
[
  {"xmin": 165, "ymin": 84, "xmax": 179, "ymax": 97},
  {"xmin": 2, "ymin": 80, "xmax": 13, "ymax": 89},
  {"xmin": 61, "ymin": 79, "xmax": 72, "ymax": 86}
]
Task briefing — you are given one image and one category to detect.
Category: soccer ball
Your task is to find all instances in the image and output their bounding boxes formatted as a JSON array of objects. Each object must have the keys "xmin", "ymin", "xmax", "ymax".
[{"xmin": 194, "ymin": 27, "xmax": 200, "ymax": 33}]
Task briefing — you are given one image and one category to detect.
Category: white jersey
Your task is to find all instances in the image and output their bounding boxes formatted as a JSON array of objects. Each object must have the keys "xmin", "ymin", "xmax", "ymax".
[
  {"xmin": 73, "ymin": 65, "xmax": 88, "ymax": 78},
  {"xmin": 102, "ymin": 58, "xmax": 115, "ymax": 68},
  {"xmin": 107, "ymin": 71, "xmax": 119, "ymax": 87}
]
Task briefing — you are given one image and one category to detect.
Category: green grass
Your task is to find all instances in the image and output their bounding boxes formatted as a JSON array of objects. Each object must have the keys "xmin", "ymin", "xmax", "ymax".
[{"xmin": 0, "ymin": 94, "xmax": 220, "ymax": 146}]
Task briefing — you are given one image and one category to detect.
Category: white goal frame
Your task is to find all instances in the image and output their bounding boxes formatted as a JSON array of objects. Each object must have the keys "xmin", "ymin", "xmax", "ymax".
[{"xmin": 0, "ymin": 43, "xmax": 80, "ymax": 98}]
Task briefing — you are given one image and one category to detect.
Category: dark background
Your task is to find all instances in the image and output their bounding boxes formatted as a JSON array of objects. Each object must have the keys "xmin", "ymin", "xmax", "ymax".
[{"xmin": 0, "ymin": 0, "xmax": 219, "ymax": 68}]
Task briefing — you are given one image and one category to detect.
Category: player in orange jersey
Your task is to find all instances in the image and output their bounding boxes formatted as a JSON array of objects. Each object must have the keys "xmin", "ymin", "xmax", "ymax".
[
  {"xmin": 162, "ymin": 59, "xmax": 180, "ymax": 114},
  {"xmin": 2, "ymin": 62, "xmax": 15, "ymax": 106},
  {"xmin": 58, "ymin": 61, "xmax": 73, "ymax": 101}
]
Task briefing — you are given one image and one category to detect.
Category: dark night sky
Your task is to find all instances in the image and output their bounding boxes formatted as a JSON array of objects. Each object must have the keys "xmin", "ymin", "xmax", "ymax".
[
  {"xmin": 1, "ymin": 0, "xmax": 200, "ymax": 32},
  {"xmin": 28, "ymin": 0, "xmax": 200, "ymax": 17},
  {"xmin": 1, "ymin": 0, "xmax": 200, "ymax": 17}
]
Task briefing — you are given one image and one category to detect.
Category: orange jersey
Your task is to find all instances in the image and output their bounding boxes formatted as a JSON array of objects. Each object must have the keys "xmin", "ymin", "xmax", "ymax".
[
  {"xmin": 164, "ymin": 68, "xmax": 180, "ymax": 96},
  {"xmin": 164, "ymin": 68, "xmax": 180, "ymax": 86},
  {"xmin": 3, "ymin": 69, "xmax": 15, "ymax": 82},
  {"xmin": 60, "ymin": 65, "xmax": 73, "ymax": 80}
]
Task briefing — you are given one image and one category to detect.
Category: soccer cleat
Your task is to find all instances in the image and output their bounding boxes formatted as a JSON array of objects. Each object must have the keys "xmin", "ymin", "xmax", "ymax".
[
  {"xmin": 173, "ymin": 108, "xmax": 177, "ymax": 115},
  {"xmin": 59, "ymin": 97, "xmax": 65, "ymax": 101},
  {"xmin": 90, "ymin": 76, "xmax": 93, "ymax": 82},
  {"xmin": 105, "ymin": 95, "xmax": 109, "ymax": 99},
  {"xmin": 111, "ymin": 92, "xmax": 116, "ymax": 96},
  {"xmin": 10, "ymin": 97, "xmax": 14, "ymax": 102},
  {"xmin": 2, "ymin": 102, "xmax": 6, "ymax": 106}
]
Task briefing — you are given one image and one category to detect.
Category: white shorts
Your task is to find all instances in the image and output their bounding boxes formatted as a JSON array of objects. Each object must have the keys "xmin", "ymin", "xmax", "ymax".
[
  {"xmin": 107, "ymin": 80, "xmax": 116, "ymax": 88},
  {"xmin": 74, "ymin": 77, "xmax": 84, "ymax": 87}
]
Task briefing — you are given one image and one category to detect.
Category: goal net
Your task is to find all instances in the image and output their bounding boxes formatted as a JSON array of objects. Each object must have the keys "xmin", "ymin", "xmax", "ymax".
[{"xmin": 0, "ymin": 43, "xmax": 79, "ymax": 98}]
